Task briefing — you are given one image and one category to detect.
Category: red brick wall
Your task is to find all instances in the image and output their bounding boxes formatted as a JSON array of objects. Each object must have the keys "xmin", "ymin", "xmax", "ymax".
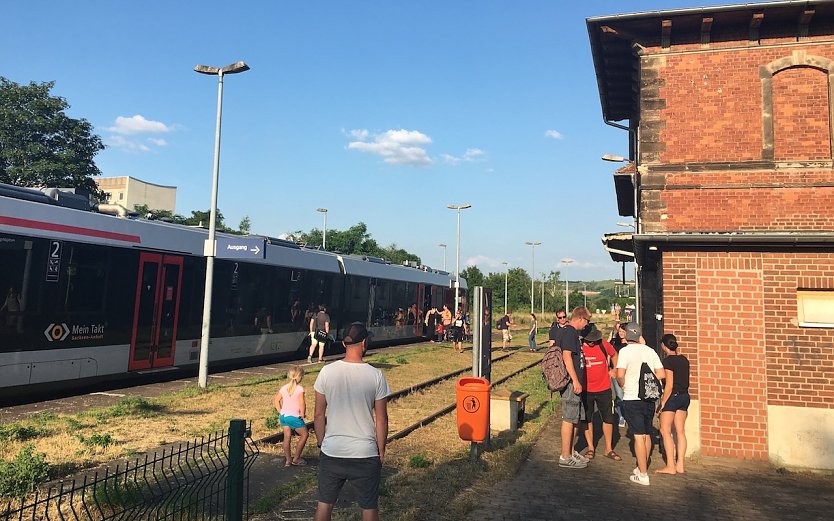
[
  {"xmin": 662, "ymin": 252, "xmax": 834, "ymax": 460},
  {"xmin": 772, "ymin": 67, "xmax": 831, "ymax": 160},
  {"xmin": 650, "ymin": 43, "xmax": 834, "ymax": 164}
]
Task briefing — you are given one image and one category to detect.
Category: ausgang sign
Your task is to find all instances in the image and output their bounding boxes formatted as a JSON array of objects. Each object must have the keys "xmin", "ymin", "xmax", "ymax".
[{"xmin": 215, "ymin": 237, "xmax": 266, "ymax": 259}]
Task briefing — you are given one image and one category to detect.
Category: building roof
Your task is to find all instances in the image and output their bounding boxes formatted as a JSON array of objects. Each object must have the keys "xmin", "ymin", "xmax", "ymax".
[{"xmin": 587, "ymin": 0, "xmax": 834, "ymax": 123}]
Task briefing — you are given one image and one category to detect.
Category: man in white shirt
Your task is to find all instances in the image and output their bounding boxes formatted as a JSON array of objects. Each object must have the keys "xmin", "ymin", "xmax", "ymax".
[
  {"xmin": 314, "ymin": 323, "xmax": 391, "ymax": 521},
  {"xmin": 616, "ymin": 322, "xmax": 665, "ymax": 486}
]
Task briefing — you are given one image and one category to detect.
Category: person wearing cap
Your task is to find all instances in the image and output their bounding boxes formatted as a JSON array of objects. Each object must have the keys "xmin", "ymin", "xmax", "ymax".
[
  {"xmin": 313, "ymin": 323, "xmax": 392, "ymax": 521},
  {"xmin": 558, "ymin": 306, "xmax": 592, "ymax": 469},
  {"xmin": 615, "ymin": 322, "xmax": 665, "ymax": 486},
  {"xmin": 579, "ymin": 324, "xmax": 620, "ymax": 461}
]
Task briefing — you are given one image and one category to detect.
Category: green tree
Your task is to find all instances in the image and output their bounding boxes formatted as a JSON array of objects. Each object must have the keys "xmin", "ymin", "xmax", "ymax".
[
  {"xmin": 0, "ymin": 77, "xmax": 104, "ymax": 195},
  {"xmin": 239, "ymin": 215, "xmax": 251, "ymax": 234},
  {"xmin": 296, "ymin": 222, "xmax": 421, "ymax": 263}
]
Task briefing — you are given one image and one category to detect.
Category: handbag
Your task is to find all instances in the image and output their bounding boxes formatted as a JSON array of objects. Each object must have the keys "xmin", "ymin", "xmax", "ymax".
[{"xmin": 638, "ymin": 362, "xmax": 663, "ymax": 400}]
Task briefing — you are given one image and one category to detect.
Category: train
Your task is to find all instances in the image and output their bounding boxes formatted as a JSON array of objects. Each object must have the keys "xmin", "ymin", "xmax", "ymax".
[{"xmin": 0, "ymin": 183, "xmax": 466, "ymax": 397}]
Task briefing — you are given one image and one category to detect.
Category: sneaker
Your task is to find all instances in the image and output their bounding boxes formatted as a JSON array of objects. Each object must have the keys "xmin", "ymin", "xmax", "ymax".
[
  {"xmin": 559, "ymin": 455, "xmax": 588, "ymax": 469},
  {"xmin": 629, "ymin": 473, "xmax": 650, "ymax": 486},
  {"xmin": 619, "ymin": 417, "xmax": 626, "ymax": 428},
  {"xmin": 307, "ymin": 357, "xmax": 312, "ymax": 364},
  {"xmin": 633, "ymin": 467, "xmax": 640, "ymax": 476},
  {"xmin": 573, "ymin": 450, "xmax": 590, "ymax": 464}
]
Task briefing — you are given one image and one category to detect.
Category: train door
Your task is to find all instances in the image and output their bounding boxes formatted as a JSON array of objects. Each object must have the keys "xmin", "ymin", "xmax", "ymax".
[
  {"xmin": 415, "ymin": 284, "xmax": 426, "ymax": 335},
  {"xmin": 129, "ymin": 253, "xmax": 184, "ymax": 371}
]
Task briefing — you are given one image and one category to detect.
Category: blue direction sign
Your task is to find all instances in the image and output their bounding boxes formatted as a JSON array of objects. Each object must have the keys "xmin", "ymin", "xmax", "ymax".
[{"xmin": 215, "ymin": 237, "xmax": 266, "ymax": 259}]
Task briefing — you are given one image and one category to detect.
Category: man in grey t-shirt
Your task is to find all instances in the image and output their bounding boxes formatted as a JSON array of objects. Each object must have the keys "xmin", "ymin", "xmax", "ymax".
[{"xmin": 313, "ymin": 322, "xmax": 391, "ymax": 521}]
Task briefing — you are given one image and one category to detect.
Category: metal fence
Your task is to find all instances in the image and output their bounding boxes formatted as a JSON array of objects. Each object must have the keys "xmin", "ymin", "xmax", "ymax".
[{"xmin": 2, "ymin": 419, "xmax": 258, "ymax": 521}]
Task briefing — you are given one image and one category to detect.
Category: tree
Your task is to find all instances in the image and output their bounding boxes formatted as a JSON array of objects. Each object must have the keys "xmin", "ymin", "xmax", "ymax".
[
  {"xmin": 239, "ymin": 215, "xmax": 251, "ymax": 234},
  {"xmin": 0, "ymin": 77, "xmax": 104, "ymax": 195},
  {"xmin": 294, "ymin": 222, "xmax": 422, "ymax": 263}
]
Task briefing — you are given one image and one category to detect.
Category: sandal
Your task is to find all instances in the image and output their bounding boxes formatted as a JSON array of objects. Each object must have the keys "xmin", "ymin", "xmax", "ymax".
[
  {"xmin": 292, "ymin": 458, "xmax": 307, "ymax": 466},
  {"xmin": 585, "ymin": 450, "xmax": 595, "ymax": 460},
  {"xmin": 605, "ymin": 450, "xmax": 622, "ymax": 461}
]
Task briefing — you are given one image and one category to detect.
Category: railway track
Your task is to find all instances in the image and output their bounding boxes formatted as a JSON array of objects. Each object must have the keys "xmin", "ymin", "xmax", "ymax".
[{"xmin": 258, "ymin": 350, "xmax": 543, "ymax": 446}]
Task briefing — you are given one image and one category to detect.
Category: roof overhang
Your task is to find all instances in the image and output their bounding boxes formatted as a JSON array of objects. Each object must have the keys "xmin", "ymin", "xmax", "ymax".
[
  {"xmin": 602, "ymin": 232, "xmax": 635, "ymax": 263},
  {"xmin": 586, "ymin": 1, "xmax": 834, "ymax": 124}
]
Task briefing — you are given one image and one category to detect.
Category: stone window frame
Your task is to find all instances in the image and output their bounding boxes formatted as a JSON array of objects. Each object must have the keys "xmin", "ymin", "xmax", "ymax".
[{"xmin": 760, "ymin": 50, "xmax": 834, "ymax": 160}]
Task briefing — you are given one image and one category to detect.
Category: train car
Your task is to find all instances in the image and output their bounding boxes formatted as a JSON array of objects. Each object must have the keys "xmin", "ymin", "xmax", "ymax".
[{"xmin": 0, "ymin": 183, "xmax": 466, "ymax": 397}]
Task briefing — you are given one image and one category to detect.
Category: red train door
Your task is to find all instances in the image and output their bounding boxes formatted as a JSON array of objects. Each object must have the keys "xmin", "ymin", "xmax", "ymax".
[{"xmin": 128, "ymin": 253, "xmax": 184, "ymax": 371}]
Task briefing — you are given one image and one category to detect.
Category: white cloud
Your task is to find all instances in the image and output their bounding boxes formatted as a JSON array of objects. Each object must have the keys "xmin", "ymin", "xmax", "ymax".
[
  {"xmin": 148, "ymin": 137, "xmax": 168, "ymax": 146},
  {"xmin": 107, "ymin": 135, "xmax": 151, "ymax": 153},
  {"xmin": 442, "ymin": 147, "xmax": 486, "ymax": 165},
  {"xmin": 108, "ymin": 115, "xmax": 172, "ymax": 135},
  {"xmin": 347, "ymin": 129, "xmax": 433, "ymax": 166},
  {"xmin": 544, "ymin": 129, "xmax": 563, "ymax": 140},
  {"xmin": 465, "ymin": 255, "xmax": 503, "ymax": 269}
]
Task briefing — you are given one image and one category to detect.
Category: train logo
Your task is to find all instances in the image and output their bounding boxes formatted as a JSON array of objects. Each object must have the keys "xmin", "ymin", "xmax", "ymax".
[{"xmin": 43, "ymin": 323, "xmax": 71, "ymax": 342}]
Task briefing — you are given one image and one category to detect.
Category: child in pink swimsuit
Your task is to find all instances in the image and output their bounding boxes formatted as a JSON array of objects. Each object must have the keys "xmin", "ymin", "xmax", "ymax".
[{"xmin": 274, "ymin": 365, "xmax": 309, "ymax": 466}]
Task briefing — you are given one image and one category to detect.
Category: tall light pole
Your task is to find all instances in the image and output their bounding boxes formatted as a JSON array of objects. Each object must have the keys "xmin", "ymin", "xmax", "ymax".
[
  {"xmin": 447, "ymin": 204, "xmax": 471, "ymax": 315},
  {"xmin": 194, "ymin": 61, "xmax": 250, "ymax": 389},
  {"xmin": 560, "ymin": 257, "xmax": 574, "ymax": 312},
  {"xmin": 502, "ymin": 261, "xmax": 509, "ymax": 315},
  {"xmin": 438, "ymin": 243, "xmax": 447, "ymax": 271},
  {"xmin": 541, "ymin": 273, "xmax": 545, "ymax": 316},
  {"xmin": 316, "ymin": 208, "xmax": 328, "ymax": 250},
  {"xmin": 525, "ymin": 241, "xmax": 541, "ymax": 314}
]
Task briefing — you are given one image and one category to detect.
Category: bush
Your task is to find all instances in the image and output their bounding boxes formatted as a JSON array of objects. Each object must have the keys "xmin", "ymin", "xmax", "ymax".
[
  {"xmin": 0, "ymin": 445, "xmax": 50, "ymax": 498},
  {"xmin": 0, "ymin": 424, "xmax": 45, "ymax": 443},
  {"xmin": 265, "ymin": 410, "xmax": 280, "ymax": 430},
  {"xmin": 408, "ymin": 454, "xmax": 431, "ymax": 468}
]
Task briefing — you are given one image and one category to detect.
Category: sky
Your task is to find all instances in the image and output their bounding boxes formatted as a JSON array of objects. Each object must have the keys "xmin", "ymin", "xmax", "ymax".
[{"xmin": 3, "ymin": 0, "xmax": 739, "ymax": 281}]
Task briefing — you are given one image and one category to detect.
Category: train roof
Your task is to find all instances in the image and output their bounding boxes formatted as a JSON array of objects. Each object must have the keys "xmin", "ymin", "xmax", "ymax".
[{"xmin": 0, "ymin": 183, "xmax": 464, "ymax": 287}]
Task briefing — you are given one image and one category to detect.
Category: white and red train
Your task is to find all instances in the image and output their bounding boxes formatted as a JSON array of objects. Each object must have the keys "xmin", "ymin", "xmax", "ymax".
[{"xmin": 0, "ymin": 183, "xmax": 464, "ymax": 396}]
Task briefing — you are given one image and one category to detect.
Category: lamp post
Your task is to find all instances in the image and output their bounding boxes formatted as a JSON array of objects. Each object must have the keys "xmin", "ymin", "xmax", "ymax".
[
  {"xmin": 541, "ymin": 273, "xmax": 545, "ymax": 316},
  {"xmin": 525, "ymin": 242, "xmax": 541, "ymax": 314},
  {"xmin": 316, "ymin": 208, "xmax": 328, "ymax": 250},
  {"xmin": 560, "ymin": 258, "xmax": 574, "ymax": 311},
  {"xmin": 438, "ymin": 243, "xmax": 447, "ymax": 271},
  {"xmin": 502, "ymin": 261, "xmax": 509, "ymax": 315},
  {"xmin": 194, "ymin": 60, "xmax": 250, "ymax": 389},
  {"xmin": 447, "ymin": 204, "xmax": 471, "ymax": 315}
]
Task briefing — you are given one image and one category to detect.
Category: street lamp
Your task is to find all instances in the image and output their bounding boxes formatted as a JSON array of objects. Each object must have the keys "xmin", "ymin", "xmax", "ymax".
[
  {"xmin": 525, "ymin": 241, "xmax": 541, "ymax": 314},
  {"xmin": 560, "ymin": 258, "xmax": 574, "ymax": 311},
  {"xmin": 195, "ymin": 60, "xmax": 250, "ymax": 389},
  {"xmin": 447, "ymin": 204, "xmax": 471, "ymax": 315},
  {"xmin": 316, "ymin": 208, "xmax": 328, "ymax": 250},
  {"xmin": 438, "ymin": 243, "xmax": 447, "ymax": 271},
  {"xmin": 502, "ymin": 261, "xmax": 509, "ymax": 315},
  {"xmin": 541, "ymin": 273, "xmax": 545, "ymax": 316}
]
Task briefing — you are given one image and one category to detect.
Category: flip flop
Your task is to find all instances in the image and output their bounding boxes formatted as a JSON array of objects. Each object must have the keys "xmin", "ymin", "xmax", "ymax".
[
  {"xmin": 605, "ymin": 450, "xmax": 622, "ymax": 461},
  {"xmin": 292, "ymin": 458, "xmax": 307, "ymax": 466},
  {"xmin": 585, "ymin": 450, "xmax": 595, "ymax": 460}
]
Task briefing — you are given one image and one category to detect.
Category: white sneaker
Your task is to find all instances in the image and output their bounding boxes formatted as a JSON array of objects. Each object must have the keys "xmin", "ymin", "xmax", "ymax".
[
  {"xmin": 573, "ymin": 450, "xmax": 590, "ymax": 464},
  {"xmin": 633, "ymin": 466, "xmax": 640, "ymax": 476},
  {"xmin": 619, "ymin": 417, "xmax": 626, "ymax": 428},
  {"xmin": 629, "ymin": 473, "xmax": 650, "ymax": 486},
  {"xmin": 559, "ymin": 454, "xmax": 588, "ymax": 469}
]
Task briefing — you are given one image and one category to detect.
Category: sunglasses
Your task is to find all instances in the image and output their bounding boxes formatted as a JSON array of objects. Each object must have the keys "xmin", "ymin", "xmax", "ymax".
[{"xmin": 556, "ymin": 315, "xmax": 567, "ymax": 319}]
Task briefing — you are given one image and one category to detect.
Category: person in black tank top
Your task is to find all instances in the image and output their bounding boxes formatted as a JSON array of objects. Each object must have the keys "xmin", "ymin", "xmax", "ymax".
[{"xmin": 657, "ymin": 333, "xmax": 690, "ymax": 475}]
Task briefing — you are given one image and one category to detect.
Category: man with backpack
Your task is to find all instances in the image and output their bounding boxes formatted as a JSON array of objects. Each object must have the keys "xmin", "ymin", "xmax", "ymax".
[
  {"xmin": 616, "ymin": 322, "xmax": 666, "ymax": 485},
  {"xmin": 557, "ymin": 306, "xmax": 592, "ymax": 469},
  {"xmin": 579, "ymin": 325, "xmax": 620, "ymax": 461}
]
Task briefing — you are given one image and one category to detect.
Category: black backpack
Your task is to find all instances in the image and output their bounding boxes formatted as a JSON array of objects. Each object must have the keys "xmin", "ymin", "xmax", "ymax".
[{"xmin": 638, "ymin": 362, "xmax": 663, "ymax": 400}]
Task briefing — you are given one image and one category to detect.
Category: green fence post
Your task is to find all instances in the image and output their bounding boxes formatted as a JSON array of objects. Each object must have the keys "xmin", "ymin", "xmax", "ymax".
[{"xmin": 226, "ymin": 419, "xmax": 245, "ymax": 521}]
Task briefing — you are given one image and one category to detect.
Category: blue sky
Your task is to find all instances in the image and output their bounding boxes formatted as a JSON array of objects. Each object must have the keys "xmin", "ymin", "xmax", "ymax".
[{"xmin": 3, "ymin": 0, "xmax": 737, "ymax": 280}]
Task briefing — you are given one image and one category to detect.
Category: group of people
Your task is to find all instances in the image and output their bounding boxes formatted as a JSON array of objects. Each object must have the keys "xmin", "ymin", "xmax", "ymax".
[
  {"xmin": 550, "ymin": 306, "xmax": 690, "ymax": 486},
  {"xmin": 424, "ymin": 304, "xmax": 468, "ymax": 351},
  {"xmin": 275, "ymin": 322, "xmax": 391, "ymax": 521}
]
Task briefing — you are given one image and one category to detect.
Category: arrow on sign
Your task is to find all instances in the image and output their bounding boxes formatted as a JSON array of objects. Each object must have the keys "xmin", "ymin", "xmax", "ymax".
[{"xmin": 251, "ymin": 245, "xmax": 260, "ymax": 255}]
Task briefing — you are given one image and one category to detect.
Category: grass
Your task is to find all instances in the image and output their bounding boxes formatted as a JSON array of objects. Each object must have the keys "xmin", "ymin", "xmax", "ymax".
[{"xmin": 0, "ymin": 312, "xmax": 610, "ymax": 507}]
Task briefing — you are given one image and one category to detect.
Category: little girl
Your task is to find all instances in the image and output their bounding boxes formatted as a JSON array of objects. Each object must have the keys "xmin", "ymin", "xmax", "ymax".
[{"xmin": 274, "ymin": 365, "xmax": 309, "ymax": 466}]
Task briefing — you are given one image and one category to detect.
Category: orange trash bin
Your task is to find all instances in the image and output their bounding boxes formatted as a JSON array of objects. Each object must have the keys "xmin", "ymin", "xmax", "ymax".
[{"xmin": 456, "ymin": 377, "xmax": 491, "ymax": 442}]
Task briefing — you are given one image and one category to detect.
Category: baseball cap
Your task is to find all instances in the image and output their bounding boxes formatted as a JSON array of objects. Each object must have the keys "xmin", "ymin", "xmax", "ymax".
[
  {"xmin": 624, "ymin": 322, "xmax": 642, "ymax": 342},
  {"xmin": 583, "ymin": 325, "xmax": 603, "ymax": 343},
  {"xmin": 342, "ymin": 322, "xmax": 371, "ymax": 346}
]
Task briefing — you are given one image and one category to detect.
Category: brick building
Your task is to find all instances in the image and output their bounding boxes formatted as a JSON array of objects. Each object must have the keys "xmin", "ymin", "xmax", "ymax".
[{"xmin": 588, "ymin": 1, "xmax": 834, "ymax": 470}]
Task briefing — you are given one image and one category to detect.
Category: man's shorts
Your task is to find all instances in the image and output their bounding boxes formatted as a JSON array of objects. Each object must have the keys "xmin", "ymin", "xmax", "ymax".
[
  {"xmin": 279, "ymin": 414, "xmax": 306, "ymax": 430},
  {"xmin": 622, "ymin": 400, "xmax": 655, "ymax": 435},
  {"xmin": 318, "ymin": 452, "xmax": 382, "ymax": 510},
  {"xmin": 502, "ymin": 329, "xmax": 512, "ymax": 342},
  {"xmin": 560, "ymin": 382, "xmax": 586, "ymax": 424},
  {"xmin": 661, "ymin": 392, "xmax": 691, "ymax": 412},
  {"xmin": 584, "ymin": 390, "xmax": 615, "ymax": 424}
]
